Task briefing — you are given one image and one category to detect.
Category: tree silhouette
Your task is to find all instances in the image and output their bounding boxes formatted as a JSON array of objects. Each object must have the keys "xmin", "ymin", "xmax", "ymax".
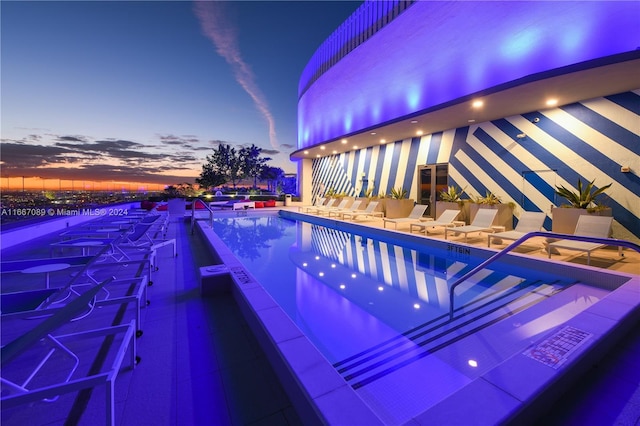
[{"xmin": 240, "ymin": 144, "xmax": 271, "ymax": 189}]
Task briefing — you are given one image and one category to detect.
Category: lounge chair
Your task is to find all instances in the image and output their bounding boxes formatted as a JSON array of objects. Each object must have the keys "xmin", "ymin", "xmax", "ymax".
[
  {"xmin": 328, "ymin": 200, "xmax": 363, "ymax": 218},
  {"xmin": 488, "ymin": 211, "xmax": 546, "ymax": 247},
  {"xmin": 303, "ymin": 197, "xmax": 326, "ymax": 213},
  {"xmin": 547, "ymin": 215, "xmax": 619, "ymax": 265},
  {"xmin": 315, "ymin": 199, "xmax": 350, "ymax": 216},
  {"xmin": 341, "ymin": 201, "xmax": 384, "ymax": 221},
  {"xmin": 410, "ymin": 209, "xmax": 462, "ymax": 235},
  {"xmin": 383, "ymin": 204, "xmax": 428, "ymax": 230},
  {"xmin": 445, "ymin": 208, "xmax": 498, "ymax": 243},
  {"xmin": 305, "ymin": 198, "xmax": 338, "ymax": 214},
  {"xmin": 1, "ymin": 278, "xmax": 138, "ymax": 426}
]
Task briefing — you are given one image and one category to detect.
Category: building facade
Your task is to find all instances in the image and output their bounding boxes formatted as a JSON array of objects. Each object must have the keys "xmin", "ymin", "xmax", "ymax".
[{"xmin": 293, "ymin": 0, "xmax": 640, "ymax": 240}]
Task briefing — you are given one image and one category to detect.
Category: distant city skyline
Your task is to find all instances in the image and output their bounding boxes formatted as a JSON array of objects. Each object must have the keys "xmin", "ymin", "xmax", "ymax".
[{"xmin": 1, "ymin": 0, "xmax": 362, "ymax": 188}]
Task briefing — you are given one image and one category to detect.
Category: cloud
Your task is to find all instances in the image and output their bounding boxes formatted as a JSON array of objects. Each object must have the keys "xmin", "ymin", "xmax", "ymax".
[
  {"xmin": 57, "ymin": 135, "xmax": 88, "ymax": 143},
  {"xmin": 158, "ymin": 134, "xmax": 201, "ymax": 146},
  {"xmin": 194, "ymin": 1, "xmax": 279, "ymax": 150},
  {"xmin": 0, "ymin": 142, "xmax": 77, "ymax": 169},
  {"xmin": 261, "ymin": 148, "xmax": 280, "ymax": 156}
]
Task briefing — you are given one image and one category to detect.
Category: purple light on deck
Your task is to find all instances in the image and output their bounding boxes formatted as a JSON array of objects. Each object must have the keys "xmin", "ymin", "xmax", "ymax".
[{"xmin": 297, "ymin": 1, "xmax": 640, "ymax": 149}]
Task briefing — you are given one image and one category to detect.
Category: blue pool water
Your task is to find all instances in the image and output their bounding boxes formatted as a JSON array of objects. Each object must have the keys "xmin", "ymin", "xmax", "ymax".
[{"xmin": 212, "ymin": 215, "xmax": 571, "ymax": 367}]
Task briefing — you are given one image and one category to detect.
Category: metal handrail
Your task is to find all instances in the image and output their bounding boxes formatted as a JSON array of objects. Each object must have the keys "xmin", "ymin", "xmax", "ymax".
[
  {"xmin": 448, "ymin": 231, "xmax": 640, "ymax": 319},
  {"xmin": 190, "ymin": 199, "xmax": 215, "ymax": 235}
]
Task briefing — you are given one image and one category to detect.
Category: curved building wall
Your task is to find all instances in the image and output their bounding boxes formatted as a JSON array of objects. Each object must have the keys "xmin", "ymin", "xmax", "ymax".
[
  {"xmin": 298, "ymin": 1, "xmax": 639, "ymax": 149},
  {"xmin": 310, "ymin": 90, "xmax": 640, "ymax": 240}
]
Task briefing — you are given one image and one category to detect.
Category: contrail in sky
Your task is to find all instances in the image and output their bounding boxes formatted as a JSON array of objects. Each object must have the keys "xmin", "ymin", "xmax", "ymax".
[{"xmin": 194, "ymin": 1, "xmax": 278, "ymax": 149}]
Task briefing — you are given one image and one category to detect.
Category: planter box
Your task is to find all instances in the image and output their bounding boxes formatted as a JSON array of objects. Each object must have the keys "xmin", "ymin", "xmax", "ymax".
[
  {"xmin": 469, "ymin": 203, "xmax": 514, "ymax": 230},
  {"xmin": 384, "ymin": 199, "xmax": 415, "ymax": 219},
  {"xmin": 551, "ymin": 207, "xmax": 613, "ymax": 235}
]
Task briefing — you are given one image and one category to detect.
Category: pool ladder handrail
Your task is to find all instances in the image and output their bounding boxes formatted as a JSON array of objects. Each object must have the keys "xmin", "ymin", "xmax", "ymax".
[
  {"xmin": 190, "ymin": 199, "xmax": 215, "ymax": 235},
  {"xmin": 448, "ymin": 231, "xmax": 640, "ymax": 319}
]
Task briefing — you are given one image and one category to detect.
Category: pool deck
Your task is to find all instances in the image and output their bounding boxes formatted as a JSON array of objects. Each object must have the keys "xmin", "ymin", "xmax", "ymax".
[{"xmin": 1, "ymin": 207, "xmax": 638, "ymax": 425}]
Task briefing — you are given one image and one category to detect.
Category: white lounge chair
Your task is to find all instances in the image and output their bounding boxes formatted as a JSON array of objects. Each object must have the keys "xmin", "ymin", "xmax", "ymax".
[
  {"xmin": 341, "ymin": 201, "xmax": 384, "ymax": 221},
  {"xmin": 328, "ymin": 200, "xmax": 363, "ymax": 218},
  {"xmin": 303, "ymin": 197, "xmax": 326, "ymax": 213},
  {"xmin": 547, "ymin": 215, "xmax": 619, "ymax": 265},
  {"xmin": 383, "ymin": 204, "xmax": 428, "ymax": 230},
  {"xmin": 488, "ymin": 211, "xmax": 546, "ymax": 247},
  {"xmin": 445, "ymin": 208, "xmax": 498, "ymax": 243},
  {"xmin": 410, "ymin": 209, "xmax": 462, "ymax": 235},
  {"xmin": 306, "ymin": 198, "xmax": 339, "ymax": 215},
  {"xmin": 316, "ymin": 199, "xmax": 350, "ymax": 216}
]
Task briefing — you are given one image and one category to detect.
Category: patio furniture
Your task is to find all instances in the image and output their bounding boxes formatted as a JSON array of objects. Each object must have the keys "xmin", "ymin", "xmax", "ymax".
[
  {"xmin": 488, "ymin": 211, "xmax": 546, "ymax": 247},
  {"xmin": 383, "ymin": 204, "xmax": 428, "ymax": 230},
  {"xmin": 341, "ymin": 201, "xmax": 384, "ymax": 221},
  {"xmin": 328, "ymin": 200, "xmax": 363, "ymax": 218},
  {"xmin": 445, "ymin": 208, "xmax": 498, "ymax": 243},
  {"xmin": 547, "ymin": 215, "xmax": 620, "ymax": 265},
  {"xmin": 410, "ymin": 209, "xmax": 462, "ymax": 235}
]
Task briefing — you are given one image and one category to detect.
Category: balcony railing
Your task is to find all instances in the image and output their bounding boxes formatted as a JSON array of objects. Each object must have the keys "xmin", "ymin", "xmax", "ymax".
[{"xmin": 298, "ymin": 0, "xmax": 416, "ymax": 98}]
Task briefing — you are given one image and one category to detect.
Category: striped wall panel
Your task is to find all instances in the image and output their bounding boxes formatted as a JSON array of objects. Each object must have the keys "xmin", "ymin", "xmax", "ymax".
[{"xmin": 312, "ymin": 90, "xmax": 640, "ymax": 239}]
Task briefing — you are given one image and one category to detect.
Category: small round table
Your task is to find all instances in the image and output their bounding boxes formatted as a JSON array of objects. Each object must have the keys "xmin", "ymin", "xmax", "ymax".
[{"xmin": 22, "ymin": 263, "xmax": 71, "ymax": 288}]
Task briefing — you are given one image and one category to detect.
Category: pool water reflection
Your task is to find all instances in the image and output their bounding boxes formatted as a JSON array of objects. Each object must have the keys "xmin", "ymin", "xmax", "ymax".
[{"xmin": 212, "ymin": 216, "xmax": 568, "ymax": 366}]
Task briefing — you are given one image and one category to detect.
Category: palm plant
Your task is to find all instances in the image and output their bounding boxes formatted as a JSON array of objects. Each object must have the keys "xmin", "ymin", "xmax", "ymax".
[
  {"xmin": 390, "ymin": 187, "xmax": 408, "ymax": 199},
  {"xmin": 472, "ymin": 190, "xmax": 502, "ymax": 205},
  {"xmin": 439, "ymin": 185, "xmax": 466, "ymax": 202},
  {"xmin": 555, "ymin": 179, "xmax": 612, "ymax": 209}
]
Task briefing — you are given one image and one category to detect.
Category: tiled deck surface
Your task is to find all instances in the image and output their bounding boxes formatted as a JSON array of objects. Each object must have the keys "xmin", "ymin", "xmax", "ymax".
[
  {"xmin": 1, "ymin": 214, "xmax": 301, "ymax": 426},
  {"xmin": 1, "ymin": 207, "xmax": 638, "ymax": 425}
]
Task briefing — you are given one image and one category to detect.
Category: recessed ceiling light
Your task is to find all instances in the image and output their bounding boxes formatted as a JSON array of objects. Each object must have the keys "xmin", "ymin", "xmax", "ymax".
[
  {"xmin": 546, "ymin": 98, "xmax": 558, "ymax": 106},
  {"xmin": 341, "ymin": 139, "xmax": 347, "ymax": 144},
  {"xmin": 468, "ymin": 119, "xmax": 476, "ymax": 123},
  {"xmin": 320, "ymin": 146, "xmax": 325, "ymax": 150},
  {"xmin": 332, "ymin": 150, "xmax": 337, "ymax": 154},
  {"xmin": 370, "ymin": 132, "xmax": 377, "ymax": 135},
  {"xmin": 416, "ymin": 130, "xmax": 423, "ymax": 136},
  {"xmin": 353, "ymin": 145, "xmax": 359, "ymax": 149},
  {"xmin": 380, "ymin": 139, "xmax": 386, "ymax": 143},
  {"xmin": 303, "ymin": 150, "xmax": 309, "ymax": 154},
  {"xmin": 410, "ymin": 120, "xmax": 418, "ymax": 124},
  {"xmin": 316, "ymin": 154, "xmax": 320, "ymax": 157},
  {"xmin": 472, "ymin": 100, "xmax": 484, "ymax": 108}
]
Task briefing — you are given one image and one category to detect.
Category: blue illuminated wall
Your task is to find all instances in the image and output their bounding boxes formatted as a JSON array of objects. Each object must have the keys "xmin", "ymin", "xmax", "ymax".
[
  {"xmin": 298, "ymin": 1, "xmax": 640, "ymax": 149},
  {"xmin": 311, "ymin": 91, "xmax": 640, "ymax": 239}
]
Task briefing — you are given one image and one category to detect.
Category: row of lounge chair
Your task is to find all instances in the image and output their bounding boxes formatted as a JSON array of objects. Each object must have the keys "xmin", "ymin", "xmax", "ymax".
[
  {"xmin": 1, "ymin": 208, "xmax": 176, "ymax": 425},
  {"xmin": 302, "ymin": 198, "xmax": 620, "ymax": 265}
]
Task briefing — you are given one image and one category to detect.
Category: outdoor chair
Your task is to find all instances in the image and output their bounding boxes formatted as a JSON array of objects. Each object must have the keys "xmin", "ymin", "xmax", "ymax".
[
  {"xmin": 341, "ymin": 201, "xmax": 384, "ymax": 221},
  {"xmin": 546, "ymin": 215, "xmax": 620, "ymax": 265},
  {"xmin": 488, "ymin": 211, "xmax": 546, "ymax": 247},
  {"xmin": 445, "ymin": 208, "xmax": 498, "ymax": 243},
  {"xmin": 328, "ymin": 200, "xmax": 363, "ymax": 218},
  {"xmin": 314, "ymin": 199, "xmax": 349, "ymax": 216},
  {"xmin": 382, "ymin": 204, "xmax": 428, "ymax": 230},
  {"xmin": 410, "ymin": 209, "xmax": 462, "ymax": 235}
]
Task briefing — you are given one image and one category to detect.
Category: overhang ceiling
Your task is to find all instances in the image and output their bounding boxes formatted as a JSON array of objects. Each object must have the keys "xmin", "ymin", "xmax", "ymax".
[{"xmin": 291, "ymin": 56, "xmax": 640, "ymax": 160}]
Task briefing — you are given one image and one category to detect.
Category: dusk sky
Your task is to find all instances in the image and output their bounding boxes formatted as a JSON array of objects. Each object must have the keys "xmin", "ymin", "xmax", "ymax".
[{"xmin": 1, "ymin": 0, "xmax": 362, "ymax": 188}]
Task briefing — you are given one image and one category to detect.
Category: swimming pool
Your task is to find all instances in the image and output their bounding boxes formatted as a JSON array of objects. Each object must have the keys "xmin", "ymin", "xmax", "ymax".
[
  {"xmin": 201, "ymin": 211, "xmax": 638, "ymax": 425},
  {"xmin": 212, "ymin": 215, "xmax": 571, "ymax": 365}
]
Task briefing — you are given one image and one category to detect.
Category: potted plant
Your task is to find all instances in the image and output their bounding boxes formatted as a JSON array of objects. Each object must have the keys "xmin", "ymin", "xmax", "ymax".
[
  {"xmin": 468, "ymin": 190, "xmax": 515, "ymax": 230},
  {"xmin": 436, "ymin": 185, "xmax": 466, "ymax": 221},
  {"xmin": 552, "ymin": 179, "xmax": 612, "ymax": 234},
  {"xmin": 384, "ymin": 187, "xmax": 415, "ymax": 218}
]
